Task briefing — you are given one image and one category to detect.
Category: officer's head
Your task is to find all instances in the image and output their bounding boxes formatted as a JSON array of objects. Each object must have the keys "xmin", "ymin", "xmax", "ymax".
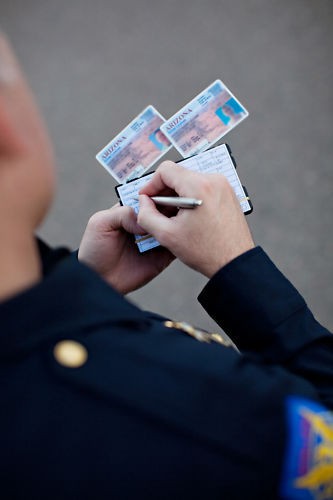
[{"xmin": 0, "ymin": 34, "xmax": 55, "ymax": 234}]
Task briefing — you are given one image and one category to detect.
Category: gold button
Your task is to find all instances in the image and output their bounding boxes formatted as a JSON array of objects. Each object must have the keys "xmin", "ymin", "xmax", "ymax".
[{"xmin": 53, "ymin": 340, "xmax": 88, "ymax": 368}]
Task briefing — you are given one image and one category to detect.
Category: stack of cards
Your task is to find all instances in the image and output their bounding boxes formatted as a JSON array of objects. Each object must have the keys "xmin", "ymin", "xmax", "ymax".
[
  {"xmin": 96, "ymin": 79, "xmax": 248, "ymax": 183},
  {"xmin": 95, "ymin": 79, "xmax": 251, "ymax": 252}
]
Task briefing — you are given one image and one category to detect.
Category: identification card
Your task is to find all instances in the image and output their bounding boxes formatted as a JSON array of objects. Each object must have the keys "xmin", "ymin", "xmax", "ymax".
[
  {"xmin": 116, "ymin": 144, "xmax": 252, "ymax": 253},
  {"xmin": 96, "ymin": 105, "xmax": 172, "ymax": 184},
  {"xmin": 160, "ymin": 80, "xmax": 249, "ymax": 158}
]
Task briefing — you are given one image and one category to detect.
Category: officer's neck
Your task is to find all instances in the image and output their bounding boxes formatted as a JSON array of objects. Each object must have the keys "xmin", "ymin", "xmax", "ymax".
[{"xmin": 0, "ymin": 226, "xmax": 41, "ymax": 303}]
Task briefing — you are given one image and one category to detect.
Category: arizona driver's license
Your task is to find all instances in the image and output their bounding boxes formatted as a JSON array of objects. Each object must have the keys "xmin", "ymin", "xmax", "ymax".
[
  {"xmin": 96, "ymin": 105, "xmax": 172, "ymax": 184},
  {"xmin": 160, "ymin": 80, "xmax": 249, "ymax": 158}
]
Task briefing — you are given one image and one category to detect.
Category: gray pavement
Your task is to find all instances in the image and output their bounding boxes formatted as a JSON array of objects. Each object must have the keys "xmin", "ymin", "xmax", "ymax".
[{"xmin": 2, "ymin": 0, "xmax": 333, "ymax": 331}]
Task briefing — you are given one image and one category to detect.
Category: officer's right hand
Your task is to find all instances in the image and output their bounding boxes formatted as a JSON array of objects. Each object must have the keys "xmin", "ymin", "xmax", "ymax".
[{"xmin": 138, "ymin": 161, "xmax": 255, "ymax": 278}]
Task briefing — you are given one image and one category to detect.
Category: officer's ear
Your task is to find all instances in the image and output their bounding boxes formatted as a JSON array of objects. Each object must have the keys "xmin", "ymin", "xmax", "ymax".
[
  {"xmin": 0, "ymin": 33, "xmax": 53, "ymax": 158},
  {"xmin": 0, "ymin": 34, "xmax": 56, "ymax": 229},
  {"xmin": 0, "ymin": 39, "xmax": 24, "ymax": 156}
]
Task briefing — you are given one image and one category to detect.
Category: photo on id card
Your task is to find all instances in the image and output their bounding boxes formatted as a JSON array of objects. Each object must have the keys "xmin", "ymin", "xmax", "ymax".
[
  {"xmin": 96, "ymin": 105, "xmax": 172, "ymax": 184},
  {"xmin": 160, "ymin": 80, "xmax": 249, "ymax": 158}
]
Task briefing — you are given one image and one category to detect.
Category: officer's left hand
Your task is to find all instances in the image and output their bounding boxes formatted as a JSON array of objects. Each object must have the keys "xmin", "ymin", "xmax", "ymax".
[{"xmin": 78, "ymin": 204, "xmax": 174, "ymax": 294}]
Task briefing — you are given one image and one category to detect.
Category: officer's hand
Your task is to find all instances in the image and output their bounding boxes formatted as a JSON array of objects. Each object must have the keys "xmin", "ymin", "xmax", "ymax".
[
  {"xmin": 78, "ymin": 204, "xmax": 174, "ymax": 294},
  {"xmin": 138, "ymin": 161, "xmax": 255, "ymax": 278}
]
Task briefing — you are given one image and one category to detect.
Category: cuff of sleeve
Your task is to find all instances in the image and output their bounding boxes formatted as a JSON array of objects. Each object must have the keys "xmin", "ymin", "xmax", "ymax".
[{"xmin": 198, "ymin": 247, "xmax": 329, "ymax": 360}]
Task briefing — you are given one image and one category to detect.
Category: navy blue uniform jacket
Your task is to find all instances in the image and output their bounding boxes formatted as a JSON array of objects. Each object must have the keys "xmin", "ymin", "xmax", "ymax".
[{"xmin": 0, "ymin": 242, "xmax": 333, "ymax": 499}]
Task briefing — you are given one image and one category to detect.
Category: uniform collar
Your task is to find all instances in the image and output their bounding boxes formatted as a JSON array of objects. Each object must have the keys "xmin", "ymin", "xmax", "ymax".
[{"xmin": 0, "ymin": 254, "xmax": 145, "ymax": 358}]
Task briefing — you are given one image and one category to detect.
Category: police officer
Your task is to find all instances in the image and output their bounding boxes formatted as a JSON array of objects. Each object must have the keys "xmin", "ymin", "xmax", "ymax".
[{"xmin": 0, "ymin": 35, "xmax": 333, "ymax": 499}]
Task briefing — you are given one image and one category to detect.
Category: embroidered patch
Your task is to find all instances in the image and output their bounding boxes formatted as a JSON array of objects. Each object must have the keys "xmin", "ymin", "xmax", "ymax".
[{"xmin": 281, "ymin": 396, "xmax": 333, "ymax": 499}]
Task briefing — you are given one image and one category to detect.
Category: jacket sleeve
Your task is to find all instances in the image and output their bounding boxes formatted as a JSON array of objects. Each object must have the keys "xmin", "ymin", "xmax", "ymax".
[{"xmin": 198, "ymin": 246, "xmax": 333, "ymax": 409}]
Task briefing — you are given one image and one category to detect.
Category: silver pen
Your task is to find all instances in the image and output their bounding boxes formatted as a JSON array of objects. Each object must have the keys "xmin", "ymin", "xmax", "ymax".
[{"xmin": 134, "ymin": 196, "xmax": 203, "ymax": 209}]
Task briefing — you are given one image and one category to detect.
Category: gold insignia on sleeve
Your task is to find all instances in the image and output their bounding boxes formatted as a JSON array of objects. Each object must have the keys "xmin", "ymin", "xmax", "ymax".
[
  {"xmin": 294, "ymin": 408, "xmax": 333, "ymax": 499},
  {"xmin": 164, "ymin": 320, "xmax": 237, "ymax": 349}
]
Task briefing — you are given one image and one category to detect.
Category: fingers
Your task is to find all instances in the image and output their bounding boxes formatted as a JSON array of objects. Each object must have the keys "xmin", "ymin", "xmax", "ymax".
[
  {"xmin": 137, "ymin": 165, "xmax": 254, "ymax": 277},
  {"xmin": 109, "ymin": 205, "xmax": 145, "ymax": 235},
  {"xmin": 139, "ymin": 161, "xmax": 205, "ymax": 198},
  {"xmin": 137, "ymin": 194, "xmax": 174, "ymax": 245},
  {"xmin": 88, "ymin": 205, "xmax": 146, "ymax": 236},
  {"xmin": 137, "ymin": 169, "xmax": 228, "ymax": 247}
]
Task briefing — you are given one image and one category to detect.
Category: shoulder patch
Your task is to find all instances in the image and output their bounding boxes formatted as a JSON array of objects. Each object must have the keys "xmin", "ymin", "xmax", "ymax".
[{"xmin": 281, "ymin": 396, "xmax": 333, "ymax": 500}]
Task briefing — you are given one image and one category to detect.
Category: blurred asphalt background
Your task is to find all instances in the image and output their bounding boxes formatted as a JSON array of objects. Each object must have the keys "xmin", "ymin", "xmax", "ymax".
[{"xmin": 2, "ymin": 0, "xmax": 332, "ymax": 332}]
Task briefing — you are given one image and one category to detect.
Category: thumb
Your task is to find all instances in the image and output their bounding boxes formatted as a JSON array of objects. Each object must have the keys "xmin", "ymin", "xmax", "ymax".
[
  {"xmin": 108, "ymin": 205, "xmax": 145, "ymax": 235},
  {"xmin": 137, "ymin": 195, "xmax": 173, "ymax": 241},
  {"xmin": 87, "ymin": 206, "xmax": 145, "ymax": 236}
]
